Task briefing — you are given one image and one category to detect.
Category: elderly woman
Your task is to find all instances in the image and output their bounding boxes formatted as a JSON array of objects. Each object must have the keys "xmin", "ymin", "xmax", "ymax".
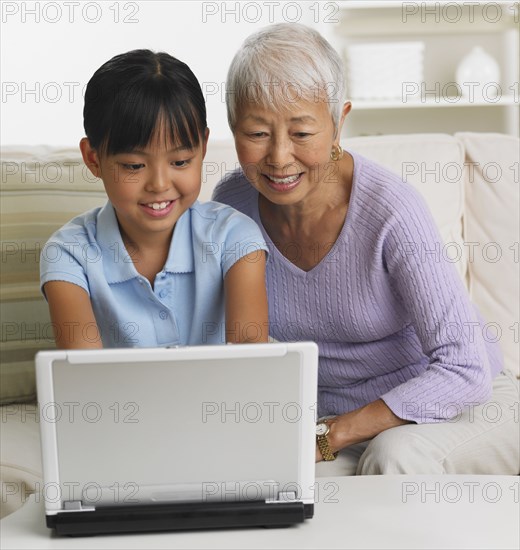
[{"xmin": 213, "ymin": 23, "xmax": 519, "ymax": 475}]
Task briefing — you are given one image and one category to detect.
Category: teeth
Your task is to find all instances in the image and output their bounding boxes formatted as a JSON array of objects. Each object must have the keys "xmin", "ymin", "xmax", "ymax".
[
  {"xmin": 147, "ymin": 201, "xmax": 170, "ymax": 210},
  {"xmin": 269, "ymin": 174, "xmax": 299, "ymax": 184}
]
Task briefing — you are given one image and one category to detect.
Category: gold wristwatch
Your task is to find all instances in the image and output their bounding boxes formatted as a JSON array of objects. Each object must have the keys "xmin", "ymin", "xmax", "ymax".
[{"xmin": 316, "ymin": 421, "xmax": 338, "ymax": 461}]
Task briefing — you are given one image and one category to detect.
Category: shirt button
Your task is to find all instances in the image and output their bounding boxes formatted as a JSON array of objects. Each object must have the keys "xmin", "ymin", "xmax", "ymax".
[
  {"xmin": 159, "ymin": 310, "xmax": 168, "ymax": 320},
  {"xmin": 159, "ymin": 289, "xmax": 167, "ymax": 298}
]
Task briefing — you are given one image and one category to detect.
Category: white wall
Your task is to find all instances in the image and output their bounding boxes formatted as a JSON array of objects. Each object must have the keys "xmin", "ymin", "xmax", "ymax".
[{"xmin": 1, "ymin": 1, "xmax": 322, "ymax": 146}]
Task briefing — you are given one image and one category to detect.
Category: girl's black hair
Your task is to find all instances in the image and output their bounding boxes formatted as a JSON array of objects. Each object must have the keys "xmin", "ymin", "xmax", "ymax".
[{"xmin": 83, "ymin": 49, "xmax": 207, "ymax": 155}]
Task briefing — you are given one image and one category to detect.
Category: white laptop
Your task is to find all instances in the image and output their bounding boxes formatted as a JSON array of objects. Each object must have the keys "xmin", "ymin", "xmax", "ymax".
[{"xmin": 35, "ymin": 342, "xmax": 318, "ymax": 536}]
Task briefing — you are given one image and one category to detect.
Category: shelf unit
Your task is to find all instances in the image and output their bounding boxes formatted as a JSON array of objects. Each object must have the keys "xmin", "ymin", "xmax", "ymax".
[{"xmin": 316, "ymin": 1, "xmax": 519, "ymax": 137}]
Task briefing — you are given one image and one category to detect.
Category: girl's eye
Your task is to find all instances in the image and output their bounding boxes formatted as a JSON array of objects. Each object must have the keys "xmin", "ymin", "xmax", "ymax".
[
  {"xmin": 173, "ymin": 159, "xmax": 190, "ymax": 167},
  {"xmin": 121, "ymin": 163, "xmax": 144, "ymax": 171}
]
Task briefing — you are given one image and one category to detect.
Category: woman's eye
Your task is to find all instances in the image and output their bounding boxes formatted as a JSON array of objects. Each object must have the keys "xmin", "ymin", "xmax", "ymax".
[
  {"xmin": 121, "ymin": 163, "xmax": 144, "ymax": 171},
  {"xmin": 294, "ymin": 133, "xmax": 311, "ymax": 138}
]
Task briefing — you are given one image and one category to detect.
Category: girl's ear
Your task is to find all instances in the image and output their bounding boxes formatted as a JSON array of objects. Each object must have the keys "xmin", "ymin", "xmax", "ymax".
[
  {"xmin": 201, "ymin": 127, "xmax": 210, "ymax": 160},
  {"xmin": 79, "ymin": 138, "xmax": 102, "ymax": 178}
]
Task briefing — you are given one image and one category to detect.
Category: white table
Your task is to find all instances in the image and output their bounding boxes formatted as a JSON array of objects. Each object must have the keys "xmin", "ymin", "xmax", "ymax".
[{"xmin": 1, "ymin": 475, "xmax": 518, "ymax": 550}]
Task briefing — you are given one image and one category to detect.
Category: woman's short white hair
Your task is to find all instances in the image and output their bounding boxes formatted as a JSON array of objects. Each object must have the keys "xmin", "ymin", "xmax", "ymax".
[{"xmin": 226, "ymin": 23, "xmax": 346, "ymax": 131}]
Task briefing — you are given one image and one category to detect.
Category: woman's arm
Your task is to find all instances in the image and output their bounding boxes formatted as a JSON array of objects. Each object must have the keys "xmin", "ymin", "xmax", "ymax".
[
  {"xmin": 44, "ymin": 281, "xmax": 102, "ymax": 349},
  {"xmin": 224, "ymin": 250, "xmax": 268, "ymax": 343}
]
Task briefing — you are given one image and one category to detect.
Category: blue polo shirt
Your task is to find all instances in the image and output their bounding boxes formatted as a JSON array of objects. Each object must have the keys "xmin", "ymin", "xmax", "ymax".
[{"xmin": 40, "ymin": 201, "xmax": 268, "ymax": 347}]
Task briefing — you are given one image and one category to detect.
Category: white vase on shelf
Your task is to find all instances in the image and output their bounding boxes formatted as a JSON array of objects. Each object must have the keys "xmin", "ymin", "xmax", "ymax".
[{"xmin": 455, "ymin": 46, "xmax": 501, "ymax": 101}]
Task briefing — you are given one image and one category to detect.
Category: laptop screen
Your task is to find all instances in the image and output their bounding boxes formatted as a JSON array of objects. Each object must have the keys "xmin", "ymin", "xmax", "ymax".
[{"xmin": 36, "ymin": 343, "xmax": 318, "ymax": 511}]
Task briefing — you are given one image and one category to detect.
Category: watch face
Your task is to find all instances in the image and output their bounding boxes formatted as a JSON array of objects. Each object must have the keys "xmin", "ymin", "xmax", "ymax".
[{"xmin": 316, "ymin": 423, "xmax": 329, "ymax": 436}]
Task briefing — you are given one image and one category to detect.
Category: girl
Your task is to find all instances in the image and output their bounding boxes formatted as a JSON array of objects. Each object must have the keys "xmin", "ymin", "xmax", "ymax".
[{"xmin": 40, "ymin": 50, "xmax": 268, "ymax": 349}]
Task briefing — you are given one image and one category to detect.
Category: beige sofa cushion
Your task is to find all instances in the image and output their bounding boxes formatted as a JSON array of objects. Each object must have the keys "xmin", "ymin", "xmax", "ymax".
[
  {"xmin": 1, "ymin": 147, "xmax": 106, "ymax": 403},
  {"xmin": 456, "ymin": 132, "xmax": 520, "ymax": 377},
  {"xmin": 0, "ymin": 404, "xmax": 42, "ymax": 519}
]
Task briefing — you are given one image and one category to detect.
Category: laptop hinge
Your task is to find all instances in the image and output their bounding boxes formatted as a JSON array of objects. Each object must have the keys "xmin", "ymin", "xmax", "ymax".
[
  {"xmin": 62, "ymin": 501, "xmax": 96, "ymax": 512},
  {"xmin": 266, "ymin": 491, "xmax": 297, "ymax": 503}
]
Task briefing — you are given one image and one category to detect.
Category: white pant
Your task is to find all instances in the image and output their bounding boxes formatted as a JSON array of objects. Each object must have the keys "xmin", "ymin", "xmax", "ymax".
[{"xmin": 316, "ymin": 370, "xmax": 520, "ymax": 476}]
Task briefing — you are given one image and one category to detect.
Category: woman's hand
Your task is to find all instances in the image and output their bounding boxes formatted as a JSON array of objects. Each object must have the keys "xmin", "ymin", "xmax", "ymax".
[{"xmin": 315, "ymin": 399, "xmax": 412, "ymax": 462}]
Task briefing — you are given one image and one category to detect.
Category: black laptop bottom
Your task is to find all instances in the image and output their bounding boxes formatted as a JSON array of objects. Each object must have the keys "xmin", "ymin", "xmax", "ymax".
[{"xmin": 47, "ymin": 500, "xmax": 315, "ymax": 536}]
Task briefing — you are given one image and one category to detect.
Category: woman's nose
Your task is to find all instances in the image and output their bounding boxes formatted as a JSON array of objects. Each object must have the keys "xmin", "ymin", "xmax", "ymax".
[{"xmin": 266, "ymin": 136, "xmax": 295, "ymax": 168}]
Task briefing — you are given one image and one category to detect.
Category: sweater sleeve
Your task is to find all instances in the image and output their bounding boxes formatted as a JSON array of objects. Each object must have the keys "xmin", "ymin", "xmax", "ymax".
[{"xmin": 379, "ymin": 184, "xmax": 492, "ymax": 423}]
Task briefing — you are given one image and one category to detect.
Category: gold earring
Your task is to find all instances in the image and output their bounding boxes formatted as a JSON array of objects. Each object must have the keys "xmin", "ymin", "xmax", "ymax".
[{"xmin": 330, "ymin": 144, "xmax": 344, "ymax": 161}]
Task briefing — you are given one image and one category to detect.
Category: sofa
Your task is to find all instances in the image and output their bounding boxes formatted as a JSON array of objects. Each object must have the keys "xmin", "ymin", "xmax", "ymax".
[{"xmin": 1, "ymin": 132, "xmax": 518, "ymax": 519}]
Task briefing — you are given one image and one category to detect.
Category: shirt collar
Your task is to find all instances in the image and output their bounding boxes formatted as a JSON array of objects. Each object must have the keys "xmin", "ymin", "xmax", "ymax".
[
  {"xmin": 163, "ymin": 206, "xmax": 194, "ymax": 274},
  {"xmin": 96, "ymin": 202, "xmax": 194, "ymax": 284},
  {"xmin": 97, "ymin": 202, "xmax": 139, "ymax": 284}
]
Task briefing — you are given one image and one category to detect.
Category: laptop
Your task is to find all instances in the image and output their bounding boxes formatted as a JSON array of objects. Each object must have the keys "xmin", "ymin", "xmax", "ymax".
[{"xmin": 35, "ymin": 342, "xmax": 318, "ymax": 536}]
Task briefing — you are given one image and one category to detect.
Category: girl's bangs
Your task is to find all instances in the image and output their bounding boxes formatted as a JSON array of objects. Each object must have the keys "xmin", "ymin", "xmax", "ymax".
[{"xmin": 102, "ymin": 81, "xmax": 202, "ymax": 155}]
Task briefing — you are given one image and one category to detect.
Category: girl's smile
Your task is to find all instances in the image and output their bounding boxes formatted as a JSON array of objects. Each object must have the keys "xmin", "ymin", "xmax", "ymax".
[{"xmin": 139, "ymin": 199, "xmax": 177, "ymax": 217}]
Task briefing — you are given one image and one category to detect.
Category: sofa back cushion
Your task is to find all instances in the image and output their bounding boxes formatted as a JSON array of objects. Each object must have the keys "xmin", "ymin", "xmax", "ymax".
[
  {"xmin": 1, "ymin": 147, "xmax": 106, "ymax": 403},
  {"xmin": 456, "ymin": 132, "xmax": 519, "ymax": 377}
]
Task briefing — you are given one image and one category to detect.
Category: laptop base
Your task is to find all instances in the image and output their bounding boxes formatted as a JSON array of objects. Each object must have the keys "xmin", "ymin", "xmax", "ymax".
[{"xmin": 47, "ymin": 500, "xmax": 315, "ymax": 536}]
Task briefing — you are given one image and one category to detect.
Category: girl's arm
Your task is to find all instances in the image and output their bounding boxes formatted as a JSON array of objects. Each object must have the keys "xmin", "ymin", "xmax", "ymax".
[
  {"xmin": 44, "ymin": 281, "xmax": 102, "ymax": 349},
  {"xmin": 224, "ymin": 251, "xmax": 268, "ymax": 344}
]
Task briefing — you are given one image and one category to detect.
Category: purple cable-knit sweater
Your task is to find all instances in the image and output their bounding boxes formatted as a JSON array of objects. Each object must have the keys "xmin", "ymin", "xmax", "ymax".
[{"xmin": 212, "ymin": 152, "xmax": 502, "ymax": 423}]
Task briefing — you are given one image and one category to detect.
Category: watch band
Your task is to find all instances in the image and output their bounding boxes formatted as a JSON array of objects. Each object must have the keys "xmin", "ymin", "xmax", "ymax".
[{"xmin": 316, "ymin": 422, "xmax": 339, "ymax": 461}]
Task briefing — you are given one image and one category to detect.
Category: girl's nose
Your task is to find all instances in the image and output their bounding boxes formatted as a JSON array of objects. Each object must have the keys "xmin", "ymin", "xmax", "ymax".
[{"xmin": 145, "ymin": 168, "xmax": 170, "ymax": 193}]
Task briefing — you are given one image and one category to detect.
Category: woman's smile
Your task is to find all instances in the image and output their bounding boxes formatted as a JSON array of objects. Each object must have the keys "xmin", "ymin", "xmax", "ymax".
[{"xmin": 262, "ymin": 172, "xmax": 303, "ymax": 192}]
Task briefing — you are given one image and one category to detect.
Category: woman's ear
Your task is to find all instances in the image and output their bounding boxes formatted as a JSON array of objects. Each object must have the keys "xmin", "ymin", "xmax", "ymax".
[
  {"xmin": 335, "ymin": 101, "xmax": 352, "ymax": 142},
  {"xmin": 79, "ymin": 138, "xmax": 101, "ymax": 178}
]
